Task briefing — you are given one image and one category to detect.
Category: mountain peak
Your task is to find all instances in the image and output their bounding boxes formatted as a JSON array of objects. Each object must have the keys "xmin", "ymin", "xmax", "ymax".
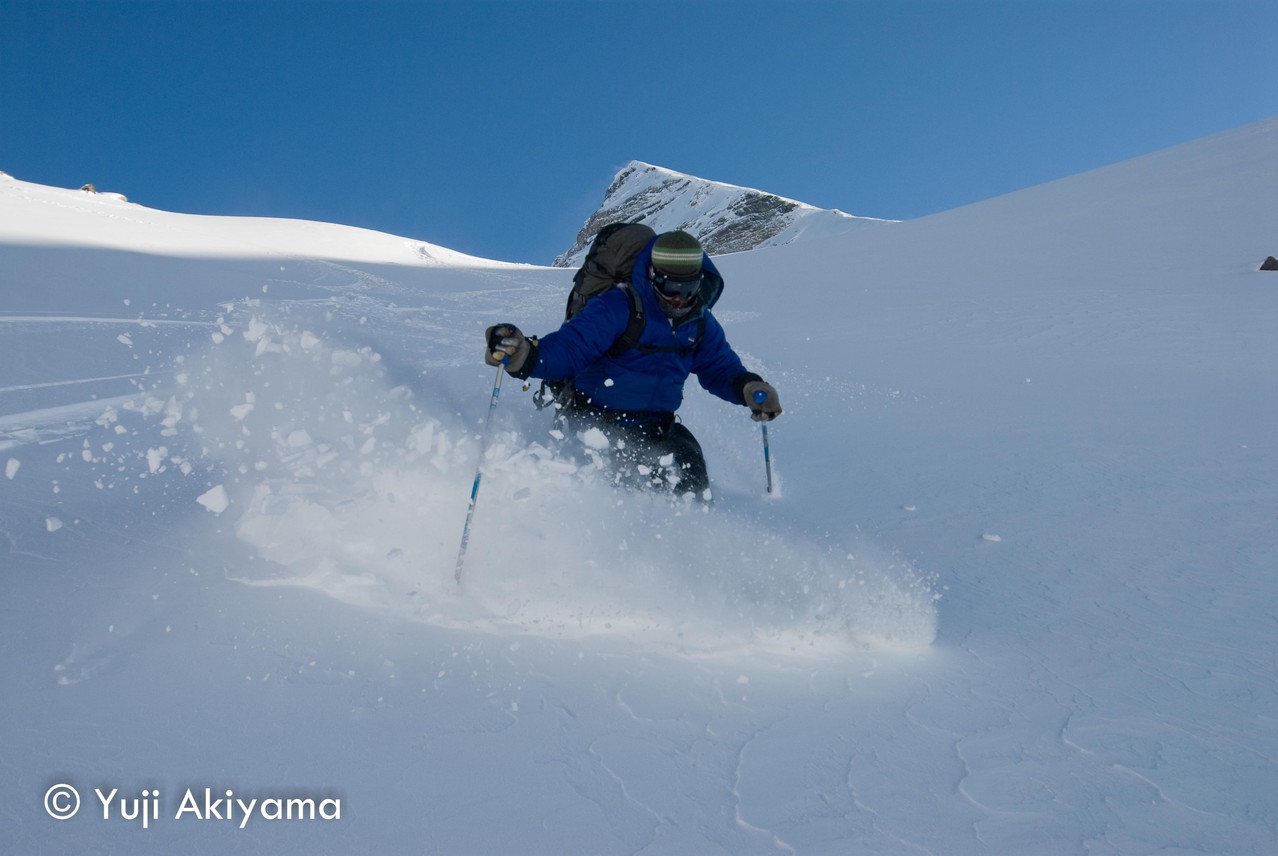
[{"xmin": 554, "ymin": 161, "xmax": 893, "ymax": 266}]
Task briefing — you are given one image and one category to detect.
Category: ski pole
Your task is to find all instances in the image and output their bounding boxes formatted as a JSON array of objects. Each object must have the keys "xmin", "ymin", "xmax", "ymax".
[
  {"xmin": 454, "ymin": 358, "xmax": 507, "ymax": 584},
  {"xmin": 753, "ymin": 389, "xmax": 774, "ymax": 495}
]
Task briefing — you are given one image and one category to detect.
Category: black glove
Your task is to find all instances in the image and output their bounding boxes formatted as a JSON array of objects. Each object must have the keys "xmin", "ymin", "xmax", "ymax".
[
  {"xmin": 485, "ymin": 323, "xmax": 531, "ymax": 372},
  {"xmin": 743, "ymin": 380, "xmax": 782, "ymax": 422}
]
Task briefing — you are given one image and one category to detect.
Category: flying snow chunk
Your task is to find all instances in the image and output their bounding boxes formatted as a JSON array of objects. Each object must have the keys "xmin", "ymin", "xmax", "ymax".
[
  {"xmin": 244, "ymin": 316, "xmax": 270, "ymax": 342},
  {"xmin": 116, "ymin": 333, "xmax": 133, "ymax": 347},
  {"xmin": 45, "ymin": 517, "xmax": 63, "ymax": 532},
  {"xmin": 579, "ymin": 427, "xmax": 610, "ymax": 451},
  {"xmin": 286, "ymin": 429, "xmax": 313, "ymax": 449},
  {"xmin": 197, "ymin": 485, "xmax": 230, "ymax": 514},
  {"xmin": 146, "ymin": 447, "xmax": 168, "ymax": 474},
  {"xmin": 5, "ymin": 458, "xmax": 18, "ymax": 479},
  {"xmin": 981, "ymin": 533, "xmax": 1003, "ymax": 542}
]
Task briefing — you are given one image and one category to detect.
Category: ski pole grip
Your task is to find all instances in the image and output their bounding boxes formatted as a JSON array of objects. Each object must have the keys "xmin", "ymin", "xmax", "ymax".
[{"xmin": 752, "ymin": 389, "xmax": 768, "ymax": 404}]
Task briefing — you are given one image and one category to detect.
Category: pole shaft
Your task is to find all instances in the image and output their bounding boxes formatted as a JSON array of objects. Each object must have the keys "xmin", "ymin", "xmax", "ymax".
[
  {"xmin": 752, "ymin": 389, "xmax": 774, "ymax": 495},
  {"xmin": 454, "ymin": 362, "xmax": 506, "ymax": 584},
  {"xmin": 760, "ymin": 422, "xmax": 773, "ymax": 494}
]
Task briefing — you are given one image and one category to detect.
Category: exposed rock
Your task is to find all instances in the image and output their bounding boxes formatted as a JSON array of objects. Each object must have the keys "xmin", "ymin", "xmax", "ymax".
[{"xmin": 555, "ymin": 161, "xmax": 893, "ymax": 267}]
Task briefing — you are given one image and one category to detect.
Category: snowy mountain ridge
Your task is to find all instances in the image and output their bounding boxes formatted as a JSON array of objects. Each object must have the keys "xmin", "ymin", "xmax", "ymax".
[{"xmin": 554, "ymin": 160, "xmax": 893, "ymax": 266}]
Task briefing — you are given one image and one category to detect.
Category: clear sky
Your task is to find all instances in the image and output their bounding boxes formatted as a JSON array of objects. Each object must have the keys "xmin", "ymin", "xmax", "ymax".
[{"xmin": 3, "ymin": 0, "xmax": 1275, "ymax": 264}]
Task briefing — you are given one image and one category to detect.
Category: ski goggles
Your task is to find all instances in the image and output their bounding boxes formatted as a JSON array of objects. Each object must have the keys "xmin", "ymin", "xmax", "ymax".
[{"xmin": 651, "ymin": 268, "xmax": 704, "ymax": 301}]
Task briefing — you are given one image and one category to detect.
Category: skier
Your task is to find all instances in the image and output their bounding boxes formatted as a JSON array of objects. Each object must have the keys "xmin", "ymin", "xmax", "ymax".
[{"xmin": 485, "ymin": 230, "xmax": 781, "ymax": 499}]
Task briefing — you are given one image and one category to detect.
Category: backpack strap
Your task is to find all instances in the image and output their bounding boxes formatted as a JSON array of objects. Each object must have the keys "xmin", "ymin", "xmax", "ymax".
[
  {"xmin": 607, "ymin": 284, "xmax": 708, "ymax": 358},
  {"xmin": 606, "ymin": 283, "xmax": 646, "ymax": 357}
]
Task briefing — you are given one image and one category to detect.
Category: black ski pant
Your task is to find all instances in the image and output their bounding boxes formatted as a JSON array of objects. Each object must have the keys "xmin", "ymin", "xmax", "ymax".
[{"xmin": 562, "ymin": 409, "xmax": 710, "ymax": 497}]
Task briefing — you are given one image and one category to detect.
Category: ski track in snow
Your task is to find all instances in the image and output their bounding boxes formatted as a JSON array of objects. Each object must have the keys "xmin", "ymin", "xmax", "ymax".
[
  {"xmin": 0, "ymin": 314, "xmax": 217, "ymax": 327},
  {"xmin": 0, "ymin": 370, "xmax": 163, "ymax": 394},
  {"xmin": 0, "ymin": 393, "xmax": 145, "ymax": 451}
]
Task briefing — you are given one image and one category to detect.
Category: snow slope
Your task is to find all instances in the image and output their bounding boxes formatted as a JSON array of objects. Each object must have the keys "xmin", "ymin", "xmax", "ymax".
[
  {"xmin": 0, "ymin": 180, "xmax": 522, "ymax": 268},
  {"xmin": 2, "ymin": 118, "xmax": 1277, "ymax": 855}
]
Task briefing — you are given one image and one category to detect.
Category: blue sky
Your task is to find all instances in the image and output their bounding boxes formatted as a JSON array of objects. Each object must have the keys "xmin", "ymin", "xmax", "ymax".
[{"xmin": 3, "ymin": 0, "xmax": 1275, "ymax": 264}]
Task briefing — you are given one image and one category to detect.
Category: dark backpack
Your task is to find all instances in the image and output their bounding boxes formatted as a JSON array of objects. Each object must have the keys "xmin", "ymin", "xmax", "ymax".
[
  {"xmin": 565, "ymin": 221, "xmax": 656, "ymax": 356},
  {"xmin": 534, "ymin": 223, "xmax": 653, "ymax": 410}
]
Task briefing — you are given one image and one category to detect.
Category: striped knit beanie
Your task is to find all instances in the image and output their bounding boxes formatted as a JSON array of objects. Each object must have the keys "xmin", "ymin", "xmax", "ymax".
[{"xmin": 651, "ymin": 231, "xmax": 704, "ymax": 279}]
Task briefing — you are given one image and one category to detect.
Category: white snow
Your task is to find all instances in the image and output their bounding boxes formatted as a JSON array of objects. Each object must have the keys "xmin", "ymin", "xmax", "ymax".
[
  {"xmin": 145, "ymin": 446, "xmax": 167, "ymax": 474},
  {"xmin": 0, "ymin": 177, "xmax": 532, "ymax": 267},
  {"xmin": 578, "ymin": 426, "xmax": 611, "ymax": 450},
  {"xmin": 195, "ymin": 484, "xmax": 229, "ymax": 514},
  {"xmin": 2, "ymin": 119, "xmax": 1277, "ymax": 854}
]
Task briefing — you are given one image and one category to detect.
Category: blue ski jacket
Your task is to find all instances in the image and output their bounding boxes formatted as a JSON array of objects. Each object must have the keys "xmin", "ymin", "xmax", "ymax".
[{"xmin": 512, "ymin": 240, "xmax": 758, "ymax": 417}]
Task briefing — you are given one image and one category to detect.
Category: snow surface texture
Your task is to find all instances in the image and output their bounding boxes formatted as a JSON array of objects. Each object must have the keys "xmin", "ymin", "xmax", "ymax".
[
  {"xmin": 555, "ymin": 160, "xmax": 893, "ymax": 266},
  {"xmin": 2, "ymin": 118, "xmax": 1277, "ymax": 854}
]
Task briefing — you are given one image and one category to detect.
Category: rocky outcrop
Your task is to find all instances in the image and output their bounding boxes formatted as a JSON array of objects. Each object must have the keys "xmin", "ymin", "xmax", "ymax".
[{"xmin": 554, "ymin": 161, "xmax": 892, "ymax": 267}]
